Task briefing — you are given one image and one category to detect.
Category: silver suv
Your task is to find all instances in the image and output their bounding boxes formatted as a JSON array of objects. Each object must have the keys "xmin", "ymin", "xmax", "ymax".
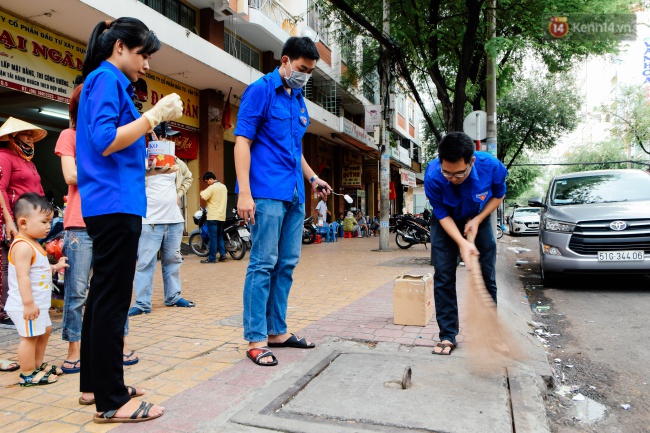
[{"xmin": 528, "ymin": 169, "xmax": 650, "ymax": 285}]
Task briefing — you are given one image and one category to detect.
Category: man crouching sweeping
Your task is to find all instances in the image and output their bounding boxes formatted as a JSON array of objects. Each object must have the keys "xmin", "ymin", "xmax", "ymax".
[{"xmin": 424, "ymin": 132, "xmax": 508, "ymax": 357}]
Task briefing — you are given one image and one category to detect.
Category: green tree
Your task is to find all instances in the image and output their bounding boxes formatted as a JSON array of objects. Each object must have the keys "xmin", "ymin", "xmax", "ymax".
[
  {"xmin": 560, "ymin": 139, "xmax": 628, "ymax": 173},
  {"xmin": 601, "ymin": 84, "xmax": 650, "ymax": 157},
  {"xmin": 321, "ymin": 0, "xmax": 632, "ymax": 141},
  {"xmin": 498, "ymin": 76, "xmax": 580, "ymax": 168}
]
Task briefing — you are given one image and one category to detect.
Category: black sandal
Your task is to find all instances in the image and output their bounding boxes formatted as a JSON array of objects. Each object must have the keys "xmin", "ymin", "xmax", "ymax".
[
  {"xmin": 93, "ymin": 401, "xmax": 163, "ymax": 423},
  {"xmin": 246, "ymin": 347, "xmax": 278, "ymax": 366}
]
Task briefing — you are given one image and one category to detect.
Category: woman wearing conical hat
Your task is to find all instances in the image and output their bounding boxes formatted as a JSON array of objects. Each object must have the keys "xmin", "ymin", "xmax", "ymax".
[{"xmin": 0, "ymin": 117, "xmax": 46, "ymax": 331}]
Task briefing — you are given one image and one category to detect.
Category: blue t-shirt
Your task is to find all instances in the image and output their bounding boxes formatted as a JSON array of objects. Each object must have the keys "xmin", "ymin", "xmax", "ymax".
[
  {"xmin": 76, "ymin": 61, "xmax": 147, "ymax": 218},
  {"xmin": 234, "ymin": 68, "xmax": 309, "ymax": 203},
  {"xmin": 424, "ymin": 151, "xmax": 508, "ymax": 221}
]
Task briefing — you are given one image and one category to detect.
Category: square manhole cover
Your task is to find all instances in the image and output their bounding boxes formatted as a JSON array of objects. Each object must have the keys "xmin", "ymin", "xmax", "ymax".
[{"xmin": 231, "ymin": 346, "xmax": 512, "ymax": 432}]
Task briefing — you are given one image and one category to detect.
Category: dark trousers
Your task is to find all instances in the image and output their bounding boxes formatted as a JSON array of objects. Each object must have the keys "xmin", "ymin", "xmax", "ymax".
[
  {"xmin": 207, "ymin": 220, "xmax": 226, "ymax": 262},
  {"xmin": 430, "ymin": 217, "xmax": 497, "ymax": 346},
  {"xmin": 81, "ymin": 213, "xmax": 141, "ymax": 412}
]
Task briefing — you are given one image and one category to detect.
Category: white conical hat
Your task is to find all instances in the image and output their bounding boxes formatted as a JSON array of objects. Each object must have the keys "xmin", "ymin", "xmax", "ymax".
[{"xmin": 0, "ymin": 117, "xmax": 47, "ymax": 143}]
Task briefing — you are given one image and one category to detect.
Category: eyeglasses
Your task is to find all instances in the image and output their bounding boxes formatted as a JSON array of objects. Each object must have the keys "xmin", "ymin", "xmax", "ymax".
[{"xmin": 441, "ymin": 163, "xmax": 472, "ymax": 179}]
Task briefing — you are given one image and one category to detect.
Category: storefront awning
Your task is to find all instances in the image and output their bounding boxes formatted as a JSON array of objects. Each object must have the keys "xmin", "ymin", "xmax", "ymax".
[{"xmin": 331, "ymin": 133, "xmax": 380, "ymax": 156}]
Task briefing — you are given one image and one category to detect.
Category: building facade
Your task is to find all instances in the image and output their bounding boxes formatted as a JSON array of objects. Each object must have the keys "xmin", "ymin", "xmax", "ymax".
[{"xmin": 0, "ymin": 0, "xmax": 423, "ymax": 230}]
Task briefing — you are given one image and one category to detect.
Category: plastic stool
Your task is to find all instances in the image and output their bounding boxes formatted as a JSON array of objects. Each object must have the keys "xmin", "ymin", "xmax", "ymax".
[
  {"xmin": 344, "ymin": 231, "xmax": 352, "ymax": 238},
  {"xmin": 315, "ymin": 234, "xmax": 322, "ymax": 243}
]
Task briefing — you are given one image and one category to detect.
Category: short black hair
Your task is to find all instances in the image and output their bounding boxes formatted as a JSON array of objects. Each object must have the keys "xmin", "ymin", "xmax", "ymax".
[
  {"xmin": 14, "ymin": 193, "xmax": 53, "ymax": 219},
  {"xmin": 437, "ymin": 132, "xmax": 475, "ymax": 164},
  {"xmin": 281, "ymin": 37, "xmax": 320, "ymax": 61},
  {"xmin": 202, "ymin": 171, "xmax": 216, "ymax": 182}
]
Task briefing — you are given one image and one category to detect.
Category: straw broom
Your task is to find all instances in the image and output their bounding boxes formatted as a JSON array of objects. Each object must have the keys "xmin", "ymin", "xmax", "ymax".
[{"xmin": 463, "ymin": 230, "xmax": 524, "ymax": 375}]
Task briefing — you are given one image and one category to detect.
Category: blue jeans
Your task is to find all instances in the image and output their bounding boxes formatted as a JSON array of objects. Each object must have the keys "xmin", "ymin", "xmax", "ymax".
[
  {"xmin": 62, "ymin": 229, "xmax": 93, "ymax": 342},
  {"xmin": 207, "ymin": 220, "xmax": 226, "ymax": 262},
  {"xmin": 430, "ymin": 218, "xmax": 497, "ymax": 346},
  {"xmin": 131, "ymin": 223, "xmax": 184, "ymax": 312},
  {"xmin": 243, "ymin": 192, "xmax": 304, "ymax": 342}
]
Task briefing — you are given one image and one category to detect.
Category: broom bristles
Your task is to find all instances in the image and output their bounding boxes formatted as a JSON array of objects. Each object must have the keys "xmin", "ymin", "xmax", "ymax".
[{"xmin": 463, "ymin": 237, "xmax": 525, "ymax": 375}]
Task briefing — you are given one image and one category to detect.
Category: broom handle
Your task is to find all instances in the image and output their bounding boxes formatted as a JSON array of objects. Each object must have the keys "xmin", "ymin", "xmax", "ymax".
[{"xmin": 464, "ymin": 229, "xmax": 482, "ymax": 278}]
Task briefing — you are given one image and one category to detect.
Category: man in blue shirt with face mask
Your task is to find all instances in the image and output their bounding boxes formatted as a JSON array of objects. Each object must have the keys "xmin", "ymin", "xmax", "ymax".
[
  {"xmin": 235, "ymin": 37, "xmax": 332, "ymax": 366},
  {"xmin": 424, "ymin": 132, "xmax": 508, "ymax": 356}
]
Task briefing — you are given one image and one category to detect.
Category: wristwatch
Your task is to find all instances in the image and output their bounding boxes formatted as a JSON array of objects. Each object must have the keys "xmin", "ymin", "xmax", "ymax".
[{"xmin": 309, "ymin": 174, "xmax": 319, "ymax": 183}]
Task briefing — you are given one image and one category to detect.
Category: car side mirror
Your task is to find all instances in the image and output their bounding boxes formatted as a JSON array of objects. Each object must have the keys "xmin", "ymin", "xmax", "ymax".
[{"xmin": 528, "ymin": 197, "xmax": 546, "ymax": 208}]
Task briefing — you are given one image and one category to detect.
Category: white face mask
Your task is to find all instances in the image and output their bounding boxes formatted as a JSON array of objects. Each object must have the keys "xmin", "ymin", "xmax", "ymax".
[{"xmin": 284, "ymin": 61, "xmax": 311, "ymax": 89}]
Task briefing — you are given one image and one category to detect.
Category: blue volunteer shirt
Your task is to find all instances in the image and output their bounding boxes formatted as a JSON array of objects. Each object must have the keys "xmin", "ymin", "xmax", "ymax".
[
  {"xmin": 76, "ymin": 61, "xmax": 147, "ymax": 218},
  {"xmin": 234, "ymin": 68, "xmax": 309, "ymax": 203},
  {"xmin": 424, "ymin": 151, "xmax": 508, "ymax": 221}
]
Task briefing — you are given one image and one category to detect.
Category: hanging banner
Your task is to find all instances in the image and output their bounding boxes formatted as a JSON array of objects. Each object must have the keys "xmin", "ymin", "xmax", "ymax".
[{"xmin": 0, "ymin": 9, "xmax": 85, "ymax": 103}]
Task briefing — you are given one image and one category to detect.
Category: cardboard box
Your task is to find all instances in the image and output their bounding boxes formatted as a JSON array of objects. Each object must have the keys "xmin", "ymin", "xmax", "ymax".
[{"xmin": 393, "ymin": 273, "xmax": 434, "ymax": 326}]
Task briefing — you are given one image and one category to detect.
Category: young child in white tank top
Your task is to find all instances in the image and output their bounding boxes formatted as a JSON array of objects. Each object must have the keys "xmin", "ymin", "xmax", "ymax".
[{"xmin": 4, "ymin": 193, "xmax": 67, "ymax": 386}]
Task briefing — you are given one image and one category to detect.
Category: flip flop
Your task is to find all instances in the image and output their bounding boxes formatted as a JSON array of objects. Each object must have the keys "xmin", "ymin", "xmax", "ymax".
[
  {"xmin": 432, "ymin": 341, "xmax": 455, "ymax": 355},
  {"xmin": 0, "ymin": 359, "xmax": 19, "ymax": 372},
  {"xmin": 93, "ymin": 401, "xmax": 163, "ymax": 424},
  {"xmin": 79, "ymin": 386, "xmax": 143, "ymax": 405},
  {"xmin": 246, "ymin": 347, "xmax": 278, "ymax": 366},
  {"xmin": 61, "ymin": 359, "xmax": 81, "ymax": 374},
  {"xmin": 268, "ymin": 334, "xmax": 315, "ymax": 349},
  {"xmin": 123, "ymin": 351, "xmax": 139, "ymax": 366}
]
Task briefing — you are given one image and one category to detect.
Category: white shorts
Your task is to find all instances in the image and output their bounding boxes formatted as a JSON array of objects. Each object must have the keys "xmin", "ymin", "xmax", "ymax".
[{"xmin": 6, "ymin": 310, "xmax": 51, "ymax": 338}]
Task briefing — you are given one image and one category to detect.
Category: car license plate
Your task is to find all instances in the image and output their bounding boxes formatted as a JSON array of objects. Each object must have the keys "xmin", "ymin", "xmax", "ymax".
[
  {"xmin": 238, "ymin": 228, "xmax": 249, "ymax": 238},
  {"xmin": 597, "ymin": 251, "xmax": 644, "ymax": 261}
]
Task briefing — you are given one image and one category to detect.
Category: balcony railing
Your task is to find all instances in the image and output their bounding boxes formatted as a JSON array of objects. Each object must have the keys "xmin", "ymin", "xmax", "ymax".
[{"xmin": 249, "ymin": 0, "xmax": 298, "ymax": 35}]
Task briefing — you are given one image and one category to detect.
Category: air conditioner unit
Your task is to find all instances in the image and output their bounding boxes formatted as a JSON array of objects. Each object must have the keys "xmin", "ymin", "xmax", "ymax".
[{"xmin": 213, "ymin": 0, "xmax": 249, "ymax": 21}]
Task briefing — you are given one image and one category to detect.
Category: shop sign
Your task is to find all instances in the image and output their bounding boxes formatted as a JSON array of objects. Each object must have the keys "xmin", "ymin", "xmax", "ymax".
[
  {"xmin": 400, "ymin": 168, "xmax": 416, "ymax": 187},
  {"xmin": 341, "ymin": 117, "xmax": 371, "ymax": 146},
  {"xmin": 0, "ymin": 9, "xmax": 85, "ymax": 103},
  {"xmin": 342, "ymin": 164, "xmax": 362, "ymax": 188},
  {"xmin": 364, "ymin": 104, "xmax": 381, "ymax": 131},
  {"xmin": 0, "ymin": 10, "xmax": 201, "ymax": 159}
]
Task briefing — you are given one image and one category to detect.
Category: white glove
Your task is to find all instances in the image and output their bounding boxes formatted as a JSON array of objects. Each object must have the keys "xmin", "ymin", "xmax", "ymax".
[{"xmin": 143, "ymin": 93, "xmax": 183, "ymax": 129}]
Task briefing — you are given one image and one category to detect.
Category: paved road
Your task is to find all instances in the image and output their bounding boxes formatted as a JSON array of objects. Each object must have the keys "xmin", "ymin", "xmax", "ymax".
[{"xmin": 509, "ymin": 234, "xmax": 650, "ymax": 433}]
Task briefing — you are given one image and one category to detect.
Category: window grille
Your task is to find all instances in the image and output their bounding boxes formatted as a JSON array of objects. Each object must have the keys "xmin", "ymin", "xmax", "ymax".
[
  {"xmin": 224, "ymin": 32, "xmax": 261, "ymax": 71},
  {"xmin": 138, "ymin": 0, "xmax": 196, "ymax": 32}
]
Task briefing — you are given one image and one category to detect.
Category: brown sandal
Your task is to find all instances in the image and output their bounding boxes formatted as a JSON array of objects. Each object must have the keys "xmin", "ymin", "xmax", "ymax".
[{"xmin": 432, "ymin": 341, "xmax": 455, "ymax": 355}]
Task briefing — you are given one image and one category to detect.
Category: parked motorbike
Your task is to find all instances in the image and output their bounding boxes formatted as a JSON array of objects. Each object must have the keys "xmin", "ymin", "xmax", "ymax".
[
  {"xmin": 496, "ymin": 218, "xmax": 506, "ymax": 239},
  {"xmin": 223, "ymin": 209, "xmax": 251, "ymax": 260},
  {"xmin": 302, "ymin": 216, "xmax": 317, "ymax": 244},
  {"xmin": 189, "ymin": 208, "xmax": 251, "ymax": 259},
  {"xmin": 394, "ymin": 214, "xmax": 430, "ymax": 249}
]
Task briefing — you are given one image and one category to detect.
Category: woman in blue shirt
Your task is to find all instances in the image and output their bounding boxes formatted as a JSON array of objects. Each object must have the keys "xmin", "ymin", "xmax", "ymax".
[{"xmin": 76, "ymin": 17, "xmax": 182, "ymax": 424}]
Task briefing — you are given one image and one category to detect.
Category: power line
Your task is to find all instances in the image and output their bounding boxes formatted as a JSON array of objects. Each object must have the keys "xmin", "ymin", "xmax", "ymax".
[{"xmin": 511, "ymin": 160, "xmax": 650, "ymax": 167}]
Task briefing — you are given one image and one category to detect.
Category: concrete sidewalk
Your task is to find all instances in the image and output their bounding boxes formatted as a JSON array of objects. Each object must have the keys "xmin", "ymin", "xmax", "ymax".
[{"xmin": 0, "ymin": 235, "xmax": 551, "ymax": 432}]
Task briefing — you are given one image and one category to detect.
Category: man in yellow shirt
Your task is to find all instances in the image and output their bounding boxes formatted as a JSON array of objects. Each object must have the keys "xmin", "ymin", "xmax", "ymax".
[{"xmin": 199, "ymin": 172, "xmax": 228, "ymax": 263}]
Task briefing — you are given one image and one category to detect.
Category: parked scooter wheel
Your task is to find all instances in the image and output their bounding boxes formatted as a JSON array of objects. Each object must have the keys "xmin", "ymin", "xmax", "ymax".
[
  {"xmin": 228, "ymin": 234, "xmax": 247, "ymax": 260},
  {"xmin": 189, "ymin": 233, "xmax": 209, "ymax": 257},
  {"xmin": 302, "ymin": 228, "xmax": 315, "ymax": 244},
  {"xmin": 395, "ymin": 231, "xmax": 414, "ymax": 249},
  {"xmin": 496, "ymin": 225, "xmax": 503, "ymax": 239}
]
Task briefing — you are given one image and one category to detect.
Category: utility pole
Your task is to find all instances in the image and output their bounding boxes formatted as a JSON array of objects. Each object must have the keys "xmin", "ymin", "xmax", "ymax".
[
  {"xmin": 486, "ymin": 0, "xmax": 499, "ymax": 231},
  {"xmin": 379, "ymin": 0, "xmax": 391, "ymax": 251}
]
